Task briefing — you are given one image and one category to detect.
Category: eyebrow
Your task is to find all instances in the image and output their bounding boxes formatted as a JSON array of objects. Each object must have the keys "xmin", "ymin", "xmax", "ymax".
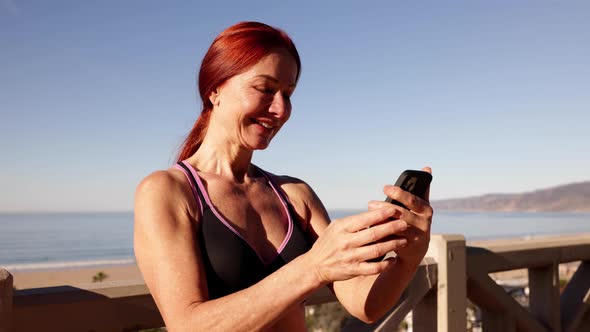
[{"xmin": 254, "ymin": 74, "xmax": 297, "ymax": 88}]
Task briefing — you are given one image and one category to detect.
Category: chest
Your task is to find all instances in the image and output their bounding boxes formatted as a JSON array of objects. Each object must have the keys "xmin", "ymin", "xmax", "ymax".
[
  {"xmin": 199, "ymin": 175, "xmax": 289, "ymax": 260},
  {"xmin": 194, "ymin": 173, "xmax": 313, "ymax": 299}
]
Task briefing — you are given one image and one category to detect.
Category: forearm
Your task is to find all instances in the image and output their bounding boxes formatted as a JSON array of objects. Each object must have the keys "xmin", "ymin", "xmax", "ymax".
[
  {"xmin": 335, "ymin": 257, "xmax": 422, "ymax": 323},
  {"xmin": 175, "ymin": 254, "xmax": 321, "ymax": 332},
  {"xmin": 362, "ymin": 257, "xmax": 421, "ymax": 320}
]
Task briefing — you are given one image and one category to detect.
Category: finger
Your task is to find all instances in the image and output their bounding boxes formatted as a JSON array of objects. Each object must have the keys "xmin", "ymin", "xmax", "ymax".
[
  {"xmin": 395, "ymin": 211, "xmax": 432, "ymax": 233},
  {"xmin": 355, "ymin": 257, "xmax": 398, "ymax": 276},
  {"xmin": 354, "ymin": 237, "xmax": 408, "ymax": 262},
  {"xmin": 372, "ymin": 196, "xmax": 430, "ymax": 232},
  {"xmin": 384, "ymin": 186, "xmax": 431, "ymax": 214},
  {"xmin": 351, "ymin": 219, "xmax": 408, "ymax": 247},
  {"xmin": 368, "ymin": 200, "xmax": 394, "ymax": 211},
  {"xmin": 421, "ymin": 166, "xmax": 432, "ymax": 201},
  {"xmin": 342, "ymin": 206, "xmax": 401, "ymax": 233},
  {"xmin": 370, "ymin": 200, "xmax": 429, "ymax": 231}
]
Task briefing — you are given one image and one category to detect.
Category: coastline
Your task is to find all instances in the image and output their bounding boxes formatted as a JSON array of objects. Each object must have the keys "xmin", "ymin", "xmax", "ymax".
[
  {"xmin": 5, "ymin": 234, "xmax": 586, "ymax": 290},
  {"xmin": 8, "ymin": 262, "xmax": 143, "ymax": 289}
]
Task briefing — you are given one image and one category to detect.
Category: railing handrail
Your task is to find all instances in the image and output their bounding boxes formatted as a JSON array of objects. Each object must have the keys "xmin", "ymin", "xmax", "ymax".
[
  {"xmin": 467, "ymin": 233, "xmax": 590, "ymax": 274},
  {"xmin": 1, "ymin": 233, "xmax": 589, "ymax": 332}
]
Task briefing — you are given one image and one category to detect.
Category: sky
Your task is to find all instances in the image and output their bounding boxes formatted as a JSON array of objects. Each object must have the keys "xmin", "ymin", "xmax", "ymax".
[{"xmin": 1, "ymin": 1, "xmax": 589, "ymax": 212}]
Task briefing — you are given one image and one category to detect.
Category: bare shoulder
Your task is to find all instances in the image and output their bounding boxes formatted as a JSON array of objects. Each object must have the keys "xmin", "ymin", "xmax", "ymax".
[
  {"xmin": 267, "ymin": 173, "xmax": 329, "ymax": 226},
  {"xmin": 135, "ymin": 167, "xmax": 198, "ymax": 228},
  {"xmin": 136, "ymin": 168, "xmax": 186, "ymax": 197},
  {"xmin": 134, "ymin": 168, "xmax": 208, "ymax": 327},
  {"xmin": 271, "ymin": 174, "xmax": 316, "ymax": 203}
]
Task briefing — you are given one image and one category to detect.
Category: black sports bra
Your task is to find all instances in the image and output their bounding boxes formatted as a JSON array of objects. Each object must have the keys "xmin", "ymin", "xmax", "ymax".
[{"xmin": 176, "ymin": 161, "xmax": 312, "ymax": 299}]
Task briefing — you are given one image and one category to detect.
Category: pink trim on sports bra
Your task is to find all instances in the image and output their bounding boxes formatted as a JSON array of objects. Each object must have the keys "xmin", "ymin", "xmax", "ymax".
[
  {"xmin": 174, "ymin": 164, "xmax": 204, "ymax": 214},
  {"xmin": 180, "ymin": 161, "xmax": 293, "ymax": 265},
  {"xmin": 255, "ymin": 167, "xmax": 294, "ymax": 254}
]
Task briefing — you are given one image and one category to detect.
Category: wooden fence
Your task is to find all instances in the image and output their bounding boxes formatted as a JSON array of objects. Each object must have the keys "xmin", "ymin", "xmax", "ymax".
[{"xmin": 1, "ymin": 233, "xmax": 589, "ymax": 332}]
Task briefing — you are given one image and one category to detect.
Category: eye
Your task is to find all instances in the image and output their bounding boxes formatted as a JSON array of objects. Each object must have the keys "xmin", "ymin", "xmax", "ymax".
[{"xmin": 255, "ymin": 86, "xmax": 276, "ymax": 95}]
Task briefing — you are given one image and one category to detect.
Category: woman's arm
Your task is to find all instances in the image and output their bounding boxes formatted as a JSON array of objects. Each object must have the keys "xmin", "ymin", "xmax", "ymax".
[
  {"xmin": 280, "ymin": 169, "xmax": 433, "ymax": 324},
  {"xmin": 134, "ymin": 170, "xmax": 319, "ymax": 331},
  {"xmin": 134, "ymin": 170, "xmax": 412, "ymax": 331},
  {"xmin": 135, "ymin": 170, "xmax": 406, "ymax": 331}
]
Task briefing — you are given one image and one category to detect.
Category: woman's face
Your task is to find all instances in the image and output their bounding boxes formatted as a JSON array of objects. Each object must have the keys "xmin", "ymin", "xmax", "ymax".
[{"xmin": 211, "ymin": 48, "xmax": 298, "ymax": 151}]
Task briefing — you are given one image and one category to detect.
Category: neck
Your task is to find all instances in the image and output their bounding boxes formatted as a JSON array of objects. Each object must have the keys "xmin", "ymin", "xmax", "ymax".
[{"xmin": 187, "ymin": 135, "xmax": 254, "ymax": 182}]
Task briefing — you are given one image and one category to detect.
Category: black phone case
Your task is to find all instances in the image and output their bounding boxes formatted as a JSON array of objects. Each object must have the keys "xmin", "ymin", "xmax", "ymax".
[
  {"xmin": 368, "ymin": 170, "xmax": 432, "ymax": 263},
  {"xmin": 385, "ymin": 170, "xmax": 432, "ymax": 209}
]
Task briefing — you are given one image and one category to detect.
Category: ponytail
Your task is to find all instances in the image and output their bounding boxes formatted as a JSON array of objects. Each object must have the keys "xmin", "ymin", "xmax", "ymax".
[{"xmin": 177, "ymin": 108, "xmax": 211, "ymax": 162}]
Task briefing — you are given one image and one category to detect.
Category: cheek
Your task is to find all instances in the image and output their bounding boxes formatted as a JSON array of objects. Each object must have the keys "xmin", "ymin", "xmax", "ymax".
[{"xmin": 241, "ymin": 93, "xmax": 272, "ymax": 113}]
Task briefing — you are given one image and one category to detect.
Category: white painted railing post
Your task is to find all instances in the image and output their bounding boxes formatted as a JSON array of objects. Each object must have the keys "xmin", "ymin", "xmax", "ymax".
[
  {"xmin": 426, "ymin": 234, "xmax": 467, "ymax": 332},
  {"xmin": 0, "ymin": 269, "xmax": 13, "ymax": 332}
]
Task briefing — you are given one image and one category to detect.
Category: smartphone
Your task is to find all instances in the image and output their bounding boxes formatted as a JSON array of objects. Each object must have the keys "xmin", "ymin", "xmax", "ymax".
[
  {"xmin": 385, "ymin": 170, "xmax": 433, "ymax": 208},
  {"xmin": 368, "ymin": 170, "xmax": 432, "ymax": 262}
]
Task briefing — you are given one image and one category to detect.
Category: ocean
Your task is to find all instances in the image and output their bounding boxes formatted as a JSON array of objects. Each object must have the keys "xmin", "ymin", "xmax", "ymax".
[{"xmin": 1, "ymin": 211, "xmax": 589, "ymax": 271}]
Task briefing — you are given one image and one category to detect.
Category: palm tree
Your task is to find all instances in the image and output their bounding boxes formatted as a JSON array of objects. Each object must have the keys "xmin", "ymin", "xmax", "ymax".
[{"xmin": 92, "ymin": 271, "xmax": 108, "ymax": 282}]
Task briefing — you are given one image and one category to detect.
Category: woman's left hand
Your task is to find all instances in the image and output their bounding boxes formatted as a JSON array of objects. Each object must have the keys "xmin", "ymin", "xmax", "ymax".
[{"xmin": 368, "ymin": 167, "xmax": 433, "ymax": 266}]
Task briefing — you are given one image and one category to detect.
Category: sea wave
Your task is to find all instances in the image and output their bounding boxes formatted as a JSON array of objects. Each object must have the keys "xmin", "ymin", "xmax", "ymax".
[{"xmin": 0, "ymin": 258, "xmax": 136, "ymax": 272}]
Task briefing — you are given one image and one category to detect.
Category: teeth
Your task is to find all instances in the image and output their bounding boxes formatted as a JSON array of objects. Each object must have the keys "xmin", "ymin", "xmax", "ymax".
[{"xmin": 255, "ymin": 120, "xmax": 274, "ymax": 129}]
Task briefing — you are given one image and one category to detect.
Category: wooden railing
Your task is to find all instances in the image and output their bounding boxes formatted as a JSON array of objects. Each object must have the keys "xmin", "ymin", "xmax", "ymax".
[
  {"xmin": 1, "ymin": 234, "xmax": 589, "ymax": 332},
  {"xmin": 466, "ymin": 235, "xmax": 590, "ymax": 332}
]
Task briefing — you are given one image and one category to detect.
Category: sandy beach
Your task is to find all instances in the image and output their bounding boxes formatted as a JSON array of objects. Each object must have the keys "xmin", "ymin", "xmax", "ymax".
[
  {"xmin": 8, "ymin": 263, "xmax": 144, "ymax": 290},
  {"xmin": 5, "ymin": 235, "xmax": 585, "ymax": 291}
]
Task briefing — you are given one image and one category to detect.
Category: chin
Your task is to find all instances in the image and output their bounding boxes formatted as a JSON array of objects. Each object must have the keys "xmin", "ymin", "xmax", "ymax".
[
  {"xmin": 252, "ymin": 143, "xmax": 271, "ymax": 151},
  {"xmin": 244, "ymin": 134, "xmax": 276, "ymax": 151},
  {"xmin": 248, "ymin": 139, "xmax": 273, "ymax": 151}
]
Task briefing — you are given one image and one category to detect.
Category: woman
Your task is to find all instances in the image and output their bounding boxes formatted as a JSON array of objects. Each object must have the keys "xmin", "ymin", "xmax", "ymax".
[{"xmin": 134, "ymin": 21, "xmax": 433, "ymax": 331}]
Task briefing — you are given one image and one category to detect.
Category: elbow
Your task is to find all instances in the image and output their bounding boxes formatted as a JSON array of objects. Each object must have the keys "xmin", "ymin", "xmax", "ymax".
[
  {"xmin": 356, "ymin": 316, "xmax": 378, "ymax": 325},
  {"xmin": 352, "ymin": 312, "xmax": 382, "ymax": 325},
  {"xmin": 162, "ymin": 301, "xmax": 204, "ymax": 332},
  {"xmin": 348, "ymin": 307, "xmax": 384, "ymax": 325},
  {"xmin": 350, "ymin": 295, "xmax": 403, "ymax": 325}
]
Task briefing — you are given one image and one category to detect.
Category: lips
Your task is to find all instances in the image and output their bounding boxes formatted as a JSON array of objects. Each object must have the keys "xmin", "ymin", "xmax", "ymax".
[{"xmin": 252, "ymin": 119, "xmax": 276, "ymax": 129}]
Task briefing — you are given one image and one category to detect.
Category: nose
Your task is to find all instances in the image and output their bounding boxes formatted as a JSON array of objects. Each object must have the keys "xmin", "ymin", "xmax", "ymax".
[{"xmin": 269, "ymin": 92, "xmax": 291, "ymax": 119}]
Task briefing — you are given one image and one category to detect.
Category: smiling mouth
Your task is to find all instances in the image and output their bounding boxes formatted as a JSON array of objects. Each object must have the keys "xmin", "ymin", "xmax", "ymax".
[{"xmin": 252, "ymin": 119, "xmax": 275, "ymax": 129}]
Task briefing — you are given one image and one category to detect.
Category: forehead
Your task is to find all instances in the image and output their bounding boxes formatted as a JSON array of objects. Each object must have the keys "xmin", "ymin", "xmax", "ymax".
[{"xmin": 238, "ymin": 49, "xmax": 298, "ymax": 85}]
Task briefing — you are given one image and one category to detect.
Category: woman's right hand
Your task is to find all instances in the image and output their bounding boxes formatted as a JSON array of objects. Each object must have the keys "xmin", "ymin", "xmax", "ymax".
[{"xmin": 305, "ymin": 206, "xmax": 409, "ymax": 285}]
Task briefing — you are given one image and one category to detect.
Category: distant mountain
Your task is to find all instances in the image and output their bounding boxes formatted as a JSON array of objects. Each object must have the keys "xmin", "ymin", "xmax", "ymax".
[{"xmin": 432, "ymin": 181, "xmax": 590, "ymax": 212}]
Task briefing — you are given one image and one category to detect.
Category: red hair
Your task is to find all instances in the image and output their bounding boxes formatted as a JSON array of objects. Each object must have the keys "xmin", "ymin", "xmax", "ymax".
[{"xmin": 177, "ymin": 22, "xmax": 301, "ymax": 162}]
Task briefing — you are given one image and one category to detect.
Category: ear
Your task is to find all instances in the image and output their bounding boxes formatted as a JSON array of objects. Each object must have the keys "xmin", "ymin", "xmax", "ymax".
[{"xmin": 209, "ymin": 87, "xmax": 221, "ymax": 107}]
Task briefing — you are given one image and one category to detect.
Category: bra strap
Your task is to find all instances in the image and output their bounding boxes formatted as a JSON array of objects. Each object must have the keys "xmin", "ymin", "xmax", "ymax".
[{"xmin": 175, "ymin": 161, "xmax": 208, "ymax": 215}]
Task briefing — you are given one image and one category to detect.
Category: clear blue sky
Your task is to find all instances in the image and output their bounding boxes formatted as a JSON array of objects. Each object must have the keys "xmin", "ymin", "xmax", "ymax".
[{"xmin": 1, "ymin": 1, "xmax": 589, "ymax": 212}]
